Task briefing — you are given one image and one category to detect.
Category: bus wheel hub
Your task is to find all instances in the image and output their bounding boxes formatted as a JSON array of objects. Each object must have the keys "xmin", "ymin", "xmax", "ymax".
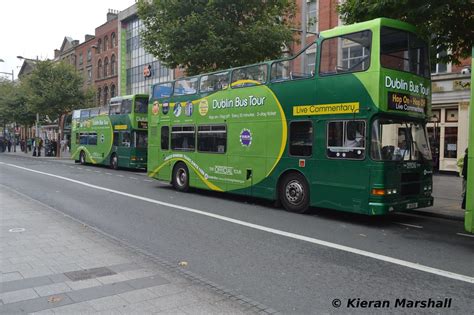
[{"xmin": 286, "ymin": 180, "xmax": 303, "ymax": 204}]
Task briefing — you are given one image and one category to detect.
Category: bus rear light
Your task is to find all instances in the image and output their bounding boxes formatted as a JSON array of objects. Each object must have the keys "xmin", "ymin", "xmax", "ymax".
[{"xmin": 371, "ymin": 188, "xmax": 386, "ymax": 196}]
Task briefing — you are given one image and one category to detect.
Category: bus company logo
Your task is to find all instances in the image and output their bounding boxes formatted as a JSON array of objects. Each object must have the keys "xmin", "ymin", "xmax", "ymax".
[
  {"xmin": 100, "ymin": 134, "xmax": 105, "ymax": 143},
  {"xmin": 162, "ymin": 102, "xmax": 169, "ymax": 115},
  {"xmin": 240, "ymin": 129, "xmax": 252, "ymax": 147},
  {"xmin": 174, "ymin": 102, "xmax": 182, "ymax": 117},
  {"xmin": 152, "ymin": 101, "xmax": 159, "ymax": 115},
  {"xmin": 199, "ymin": 99, "xmax": 209, "ymax": 116}
]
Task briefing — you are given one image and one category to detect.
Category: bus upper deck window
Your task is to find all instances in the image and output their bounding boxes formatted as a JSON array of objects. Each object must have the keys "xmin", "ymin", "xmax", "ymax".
[
  {"xmin": 320, "ymin": 30, "xmax": 371, "ymax": 76},
  {"xmin": 200, "ymin": 72, "xmax": 229, "ymax": 93},
  {"xmin": 153, "ymin": 83, "xmax": 173, "ymax": 99}
]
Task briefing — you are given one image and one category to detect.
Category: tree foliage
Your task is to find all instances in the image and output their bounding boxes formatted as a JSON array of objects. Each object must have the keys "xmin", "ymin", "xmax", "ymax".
[
  {"xmin": 338, "ymin": 0, "xmax": 474, "ymax": 65},
  {"xmin": 138, "ymin": 0, "xmax": 296, "ymax": 75},
  {"xmin": 23, "ymin": 60, "xmax": 94, "ymax": 122},
  {"xmin": 0, "ymin": 80, "xmax": 36, "ymax": 128}
]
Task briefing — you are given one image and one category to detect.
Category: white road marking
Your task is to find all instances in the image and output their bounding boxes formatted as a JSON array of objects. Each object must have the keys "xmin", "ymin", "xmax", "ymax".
[
  {"xmin": 129, "ymin": 177, "xmax": 138, "ymax": 180},
  {"xmin": 144, "ymin": 179, "xmax": 153, "ymax": 182},
  {"xmin": 1, "ymin": 161, "xmax": 473, "ymax": 285},
  {"xmin": 457, "ymin": 233, "xmax": 474, "ymax": 238},
  {"xmin": 94, "ymin": 171, "xmax": 101, "ymax": 173},
  {"xmin": 393, "ymin": 222, "xmax": 423, "ymax": 229},
  {"xmin": 116, "ymin": 174, "xmax": 124, "ymax": 177},
  {"xmin": 105, "ymin": 173, "xmax": 113, "ymax": 175}
]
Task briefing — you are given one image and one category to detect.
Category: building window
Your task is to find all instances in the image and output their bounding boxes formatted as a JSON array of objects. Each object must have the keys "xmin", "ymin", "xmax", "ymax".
[
  {"xmin": 97, "ymin": 39, "xmax": 102, "ymax": 53},
  {"xmin": 97, "ymin": 59, "xmax": 102, "ymax": 78},
  {"xmin": 87, "ymin": 68, "xmax": 92, "ymax": 82},
  {"xmin": 87, "ymin": 48, "xmax": 92, "ymax": 62},
  {"xmin": 445, "ymin": 108, "xmax": 458, "ymax": 122},
  {"xmin": 111, "ymin": 84, "xmax": 116, "ymax": 98},
  {"xmin": 104, "ymin": 57, "xmax": 109, "ymax": 77},
  {"xmin": 103, "ymin": 86, "xmax": 109, "ymax": 106},
  {"xmin": 307, "ymin": 0, "xmax": 318, "ymax": 33},
  {"xmin": 111, "ymin": 32, "xmax": 116, "ymax": 48},
  {"xmin": 104, "ymin": 36, "xmax": 108, "ymax": 51},
  {"xmin": 431, "ymin": 50, "xmax": 448, "ymax": 74},
  {"xmin": 444, "ymin": 127, "xmax": 458, "ymax": 158},
  {"xmin": 111, "ymin": 54, "xmax": 116, "ymax": 75},
  {"xmin": 79, "ymin": 53, "xmax": 83, "ymax": 65},
  {"xmin": 431, "ymin": 109, "xmax": 441, "ymax": 122}
]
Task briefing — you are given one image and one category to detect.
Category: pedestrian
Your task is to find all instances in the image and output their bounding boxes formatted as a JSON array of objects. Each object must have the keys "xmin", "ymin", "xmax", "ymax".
[
  {"xmin": 0, "ymin": 138, "xmax": 4, "ymax": 152},
  {"xmin": 61, "ymin": 138, "xmax": 67, "ymax": 152},
  {"xmin": 38, "ymin": 138, "xmax": 43, "ymax": 157},
  {"xmin": 27, "ymin": 138, "xmax": 32, "ymax": 152},
  {"xmin": 462, "ymin": 148, "xmax": 468, "ymax": 209},
  {"xmin": 7, "ymin": 139, "xmax": 12, "ymax": 152}
]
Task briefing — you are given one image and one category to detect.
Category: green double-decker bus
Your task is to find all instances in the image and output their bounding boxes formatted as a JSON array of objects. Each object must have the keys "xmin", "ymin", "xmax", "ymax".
[
  {"xmin": 147, "ymin": 18, "xmax": 434, "ymax": 215},
  {"xmin": 71, "ymin": 94, "xmax": 149, "ymax": 170}
]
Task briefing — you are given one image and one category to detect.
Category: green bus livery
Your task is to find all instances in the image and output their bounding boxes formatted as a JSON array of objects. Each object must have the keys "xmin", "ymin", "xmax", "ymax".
[
  {"xmin": 71, "ymin": 94, "xmax": 149, "ymax": 169},
  {"xmin": 147, "ymin": 18, "xmax": 434, "ymax": 215}
]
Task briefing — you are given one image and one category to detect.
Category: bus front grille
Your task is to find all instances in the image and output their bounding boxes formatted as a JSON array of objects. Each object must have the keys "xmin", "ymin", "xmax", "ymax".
[
  {"xmin": 401, "ymin": 173, "xmax": 420, "ymax": 182},
  {"xmin": 401, "ymin": 183, "xmax": 420, "ymax": 196}
]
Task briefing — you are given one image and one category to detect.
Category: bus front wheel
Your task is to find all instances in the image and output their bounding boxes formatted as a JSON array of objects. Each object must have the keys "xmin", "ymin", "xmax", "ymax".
[
  {"xmin": 172, "ymin": 162, "xmax": 189, "ymax": 192},
  {"xmin": 79, "ymin": 151, "xmax": 86, "ymax": 165},
  {"xmin": 279, "ymin": 172, "xmax": 310, "ymax": 214},
  {"xmin": 110, "ymin": 154, "xmax": 118, "ymax": 170}
]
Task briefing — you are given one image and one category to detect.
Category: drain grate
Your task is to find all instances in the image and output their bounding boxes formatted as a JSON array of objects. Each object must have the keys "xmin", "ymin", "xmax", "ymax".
[{"xmin": 64, "ymin": 267, "xmax": 116, "ymax": 281}]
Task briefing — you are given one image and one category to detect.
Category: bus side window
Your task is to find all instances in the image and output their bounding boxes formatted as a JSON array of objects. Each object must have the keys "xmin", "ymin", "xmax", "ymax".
[
  {"xmin": 161, "ymin": 126, "xmax": 169, "ymax": 150},
  {"xmin": 289, "ymin": 121, "xmax": 313, "ymax": 156},
  {"xmin": 197, "ymin": 125, "xmax": 226, "ymax": 153},
  {"xmin": 122, "ymin": 100, "xmax": 132, "ymax": 114},
  {"xmin": 122, "ymin": 132, "xmax": 131, "ymax": 147},
  {"xmin": 327, "ymin": 120, "xmax": 365, "ymax": 159},
  {"xmin": 113, "ymin": 132, "xmax": 120, "ymax": 146}
]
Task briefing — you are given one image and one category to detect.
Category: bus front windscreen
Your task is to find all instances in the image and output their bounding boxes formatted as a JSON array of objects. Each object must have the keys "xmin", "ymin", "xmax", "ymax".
[
  {"xmin": 380, "ymin": 27, "xmax": 430, "ymax": 78},
  {"xmin": 135, "ymin": 98, "xmax": 148, "ymax": 113},
  {"xmin": 371, "ymin": 118, "xmax": 432, "ymax": 161}
]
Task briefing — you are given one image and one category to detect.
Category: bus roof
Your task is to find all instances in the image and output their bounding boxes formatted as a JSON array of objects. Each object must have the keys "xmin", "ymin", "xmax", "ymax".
[{"xmin": 319, "ymin": 18, "xmax": 420, "ymax": 39}]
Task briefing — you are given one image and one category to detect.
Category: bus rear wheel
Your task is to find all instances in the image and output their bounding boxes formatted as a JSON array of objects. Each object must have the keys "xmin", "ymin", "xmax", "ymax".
[
  {"xmin": 79, "ymin": 151, "xmax": 86, "ymax": 165},
  {"xmin": 110, "ymin": 154, "xmax": 118, "ymax": 170},
  {"xmin": 279, "ymin": 172, "xmax": 310, "ymax": 214},
  {"xmin": 172, "ymin": 162, "xmax": 189, "ymax": 192}
]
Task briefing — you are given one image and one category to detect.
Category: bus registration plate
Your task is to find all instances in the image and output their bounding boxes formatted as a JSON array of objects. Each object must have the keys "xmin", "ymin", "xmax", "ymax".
[{"xmin": 406, "ymin": 202, "xmax": 418, "ymax": 209}]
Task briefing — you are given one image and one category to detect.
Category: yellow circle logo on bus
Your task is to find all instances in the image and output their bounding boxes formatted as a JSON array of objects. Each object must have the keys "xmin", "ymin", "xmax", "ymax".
[{"xmin": 199, "ymin": 99, "xmax": 209, "ymax": 116}]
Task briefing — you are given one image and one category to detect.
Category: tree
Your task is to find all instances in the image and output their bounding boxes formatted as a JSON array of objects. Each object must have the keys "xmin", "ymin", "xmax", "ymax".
[
  {"xmin": 0, "ymin": 80, "xmax": 36, "ymax": 136},
  {"xmin": 23, "ymin": 60, "xmax": 94, "ymax": 124},
  {"xmin": 338, "ymin": 0, "xmax": 474, "ymax": 65},
  {"xmin": 137, "ymin": 0, "xmax": 296, "ymax": 75}
]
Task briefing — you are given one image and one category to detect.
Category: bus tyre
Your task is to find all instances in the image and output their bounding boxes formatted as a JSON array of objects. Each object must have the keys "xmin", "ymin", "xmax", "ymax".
[
  {"xmin": 110, "ymin": 154, "xmax": 118, "ymax": 170},
  {"xmin": 79, "ymin": 151, "xmax": 86, "ymax": 165},
  {"xmin": 279, "ymin": 172, "xmax": 310, "ymax": 214},
  {"xmin": 172, "ymin": 162, "xmax": 189, "ymax": 192}
]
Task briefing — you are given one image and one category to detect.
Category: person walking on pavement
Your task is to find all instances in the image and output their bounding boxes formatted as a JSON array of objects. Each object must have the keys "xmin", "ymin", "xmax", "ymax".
[
  {"xmin": 27, "ymin": 137, "xmax": 32, "ymax": 152},
  {"xmin": 7, "ymin": 139, "xmax": 12, "ymax": 152},
  {"xmin": 38, "ymin": 138, "xmax": 43, "ymax": 157},
  {"xmin": 462, "ymin": 148, "xmax": 468, "ymax": 209}
]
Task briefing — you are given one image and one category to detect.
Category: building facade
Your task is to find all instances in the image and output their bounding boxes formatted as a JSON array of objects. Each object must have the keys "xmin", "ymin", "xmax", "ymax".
[
  {"xmin": 118, "ymin": 4, "xmax": 173, "ymax": 96},
  {"xmin": 429, "ymin": 61, "xmax": 471, "ymax": 172},
  {"xmin": 94, "ymin": 10, "xmax": 119, "ymax": 107}
]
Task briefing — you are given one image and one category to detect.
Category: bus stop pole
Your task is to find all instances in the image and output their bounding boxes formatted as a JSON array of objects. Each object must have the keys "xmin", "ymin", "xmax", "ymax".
[{"xmin": 465, "ymin": 47, "xmax": 474, "ymax": 233}]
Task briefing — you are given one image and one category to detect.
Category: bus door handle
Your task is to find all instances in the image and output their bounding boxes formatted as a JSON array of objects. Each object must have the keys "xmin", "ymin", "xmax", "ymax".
[{"xmin": 246, "ymin": 169, "xmax": 252, "ymax": 180}]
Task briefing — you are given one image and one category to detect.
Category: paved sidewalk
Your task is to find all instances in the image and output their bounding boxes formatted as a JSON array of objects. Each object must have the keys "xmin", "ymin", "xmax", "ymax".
[{"xmin": 0, "ymin": 188, "xmax": 267, "ymax": 314}]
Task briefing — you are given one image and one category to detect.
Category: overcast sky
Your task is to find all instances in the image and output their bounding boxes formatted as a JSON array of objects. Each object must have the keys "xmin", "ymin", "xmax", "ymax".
[{"xmin": 0, "ymin": 0, "xmax": 135, "ymax": 80}]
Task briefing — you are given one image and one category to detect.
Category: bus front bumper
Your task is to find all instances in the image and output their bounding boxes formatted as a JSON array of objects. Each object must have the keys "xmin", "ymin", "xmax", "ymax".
[{"xmin": 368, "ymin": 196, "xmax": 434, "ymax": 215}]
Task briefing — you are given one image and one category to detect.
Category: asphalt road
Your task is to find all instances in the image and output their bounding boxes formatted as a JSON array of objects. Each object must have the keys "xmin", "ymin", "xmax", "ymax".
[{"xmin": 1, "ymin": 154, "xmax": 473, "ymax": 314}]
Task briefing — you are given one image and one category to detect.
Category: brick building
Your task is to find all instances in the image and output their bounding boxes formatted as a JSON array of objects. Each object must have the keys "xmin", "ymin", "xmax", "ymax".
[{"xmin": 93, "ymin": 10, "xmax": 119, "ymax": 107}]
